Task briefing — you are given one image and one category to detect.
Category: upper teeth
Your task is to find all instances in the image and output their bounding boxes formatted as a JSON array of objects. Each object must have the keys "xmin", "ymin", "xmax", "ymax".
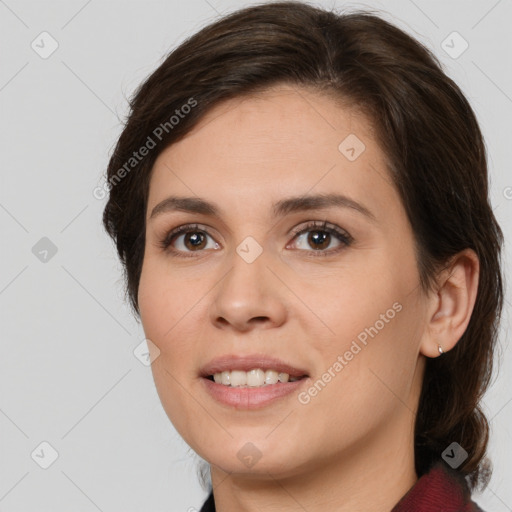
[{"xmin": 212, "ymin": 369, "xmax": 302, "ymax": 387}]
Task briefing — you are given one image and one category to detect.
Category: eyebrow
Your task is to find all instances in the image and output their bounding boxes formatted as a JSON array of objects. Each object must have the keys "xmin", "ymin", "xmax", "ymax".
[{"xmin": 149, "ymin": 193, "xmax": 377, "ymax": 222}]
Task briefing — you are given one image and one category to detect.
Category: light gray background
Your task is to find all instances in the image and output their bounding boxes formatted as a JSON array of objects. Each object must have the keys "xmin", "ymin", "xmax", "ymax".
[{"xmin": 1, "ymin": 0, "xmax": 511, "ymax": 511}]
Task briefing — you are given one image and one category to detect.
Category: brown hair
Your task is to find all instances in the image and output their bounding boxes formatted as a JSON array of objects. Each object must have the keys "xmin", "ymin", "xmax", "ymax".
[{"xmin": 102, "ymin": 0, "xmax": 504, "ymax": 491}]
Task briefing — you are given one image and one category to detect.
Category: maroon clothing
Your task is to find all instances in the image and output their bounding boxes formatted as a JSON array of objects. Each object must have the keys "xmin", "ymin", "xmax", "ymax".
[{"xmin": 199, "ymin": 461, "xmax": 485, "ymax": 511}]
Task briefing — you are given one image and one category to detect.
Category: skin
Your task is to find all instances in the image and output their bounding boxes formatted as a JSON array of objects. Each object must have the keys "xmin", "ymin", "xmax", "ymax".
[{"xmin": 137, "ymin": 85, "xmax": 479, "ymax": 512}]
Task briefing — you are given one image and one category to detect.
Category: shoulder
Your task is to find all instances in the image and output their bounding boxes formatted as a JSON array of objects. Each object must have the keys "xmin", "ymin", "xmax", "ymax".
[{"xmin": 199, "ymin": 491, "xmax": 215, "ymax": 512}]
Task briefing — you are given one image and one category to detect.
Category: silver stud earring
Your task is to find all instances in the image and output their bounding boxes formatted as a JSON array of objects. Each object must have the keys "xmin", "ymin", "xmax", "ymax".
[{"xmin": 438, "ymin": 343, "xmax": 444, "ymax": 355}]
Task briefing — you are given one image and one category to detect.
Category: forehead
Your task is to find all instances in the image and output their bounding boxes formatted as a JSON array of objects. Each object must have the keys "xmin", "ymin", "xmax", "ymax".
[{"xmin": 148, "ymin": 85, "xmax": 395, "ymax": 221}]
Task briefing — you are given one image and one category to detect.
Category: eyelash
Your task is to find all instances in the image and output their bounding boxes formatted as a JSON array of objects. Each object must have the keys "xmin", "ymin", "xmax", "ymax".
[{"xmin": 158, "ymin": 220, "xmax": 354, "ymax": 258}]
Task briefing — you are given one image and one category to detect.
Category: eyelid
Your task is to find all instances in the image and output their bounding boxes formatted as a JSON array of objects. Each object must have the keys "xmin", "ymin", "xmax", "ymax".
[{"xmin": 288, "ymin": 220, "xmax": 352, "ymax": 241}]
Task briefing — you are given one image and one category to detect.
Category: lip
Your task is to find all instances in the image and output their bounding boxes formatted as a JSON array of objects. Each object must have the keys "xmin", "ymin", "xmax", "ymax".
[
  {"xmin": 201, "ymin": 376, "xmax": 309, "ymax": 409},
  {"xmin": 199, "ymin": 354, "xmax": 310, "ymax": 410},
  {"xmin": 200, "ymin": 354, "xmax": 309, "ymax": 379}
]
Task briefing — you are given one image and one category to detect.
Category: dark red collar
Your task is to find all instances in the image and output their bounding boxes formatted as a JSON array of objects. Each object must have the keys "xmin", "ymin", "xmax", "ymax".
[
  {"xmin": 391, "ymin": 461, "xmax": 484, "ymax": 512},
  {"xmin": 200, "ymin": 461, "xmax": 485, "ymax": 512}
]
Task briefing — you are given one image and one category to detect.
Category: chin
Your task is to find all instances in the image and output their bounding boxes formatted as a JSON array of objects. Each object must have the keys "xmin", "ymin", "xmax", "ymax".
[{"xmin": 196, "ymin": 436, "xmax": 311, "ymax": 479}]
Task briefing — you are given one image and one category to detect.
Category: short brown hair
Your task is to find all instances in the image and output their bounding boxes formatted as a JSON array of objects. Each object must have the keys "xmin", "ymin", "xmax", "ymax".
[{"xmin": 102, "ymin": 0, "xmax": 504, "ymax": 490}]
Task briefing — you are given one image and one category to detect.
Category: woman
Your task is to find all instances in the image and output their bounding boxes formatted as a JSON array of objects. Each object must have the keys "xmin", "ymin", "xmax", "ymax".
[{"xmin": 102, "ymin": 2, "xmax": 504, "ymax": 510}]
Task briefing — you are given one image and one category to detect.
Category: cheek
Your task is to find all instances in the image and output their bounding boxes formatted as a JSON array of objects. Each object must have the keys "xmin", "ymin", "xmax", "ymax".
[
  {"xmin": 138, "ymin": 255, "xmax": 198, "ymax": 340},
  {"xmin": 138, "ymin": 263, "xmax": 204, "ymax": 441},
  {"xmin": 288, "ymin": 255, "xmax": 411, "ymax": 349},
  {"xmin": 296, "ymin": 250, "xmax": 423, "ymax": 413},
  {"xmin": 138, "ymin": 256, "xmax": 208, "ymax": 384},
  {"xmin": 296, "ymin": 303, "xmax": 423, "ymax": 452}
]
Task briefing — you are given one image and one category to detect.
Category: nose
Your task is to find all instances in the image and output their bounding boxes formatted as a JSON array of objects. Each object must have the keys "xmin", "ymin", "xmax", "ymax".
[{"xmin": 209, "ymin": 248, "xmax": 287, "ymax": 332}]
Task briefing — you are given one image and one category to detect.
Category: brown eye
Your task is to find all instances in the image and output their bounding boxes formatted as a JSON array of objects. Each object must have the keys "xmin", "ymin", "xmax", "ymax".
[
  {"xmin": 159, "ymin": 223, "xmax": 220, "ymax": 256},
  {"xmin": 182, "ymin": 232, "xmax": 208, "ymax": 251},
  {"xmin": 289, "ymin": 221, "xmax": 353, "ymax": 256},
  {"xmin": 306, "ymin": 230, "xmax": 331, "ymax": 250}
]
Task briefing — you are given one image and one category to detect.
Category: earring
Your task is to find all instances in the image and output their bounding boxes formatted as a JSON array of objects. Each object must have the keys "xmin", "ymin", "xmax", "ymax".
[{"xmin": 438, "ymin": 343, "xmax": 444, "ymax": 355}]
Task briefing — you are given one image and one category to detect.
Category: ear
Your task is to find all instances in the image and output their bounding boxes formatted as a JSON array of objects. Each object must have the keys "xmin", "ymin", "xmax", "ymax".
[{"xmin": 419, "ymin": 248, "xmax": 480, "ymax": 358}]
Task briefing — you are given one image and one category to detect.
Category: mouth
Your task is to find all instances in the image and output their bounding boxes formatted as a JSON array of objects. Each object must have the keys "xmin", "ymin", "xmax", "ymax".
[
  {"xmin": 201, "ymin": 368, "xmax": 310, "ymax": 411},
  {"xmin": 200, "ymin": 354, "xmax": 309, "ymax": 385},
  {"xmin": 199, "ymin": 354, "xmax": 310, "ymax": 407}
]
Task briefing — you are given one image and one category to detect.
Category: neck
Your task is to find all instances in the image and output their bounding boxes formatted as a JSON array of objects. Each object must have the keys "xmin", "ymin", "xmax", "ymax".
[{"xmin": 210, "ymin": 410, "xmax": 418, "ymax": 512}]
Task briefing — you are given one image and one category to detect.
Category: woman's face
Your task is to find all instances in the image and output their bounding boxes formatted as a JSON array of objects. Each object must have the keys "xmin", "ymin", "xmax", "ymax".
[{"xmin": 138, "ymin": 85, "xmax": 431, "ymax": 478}]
